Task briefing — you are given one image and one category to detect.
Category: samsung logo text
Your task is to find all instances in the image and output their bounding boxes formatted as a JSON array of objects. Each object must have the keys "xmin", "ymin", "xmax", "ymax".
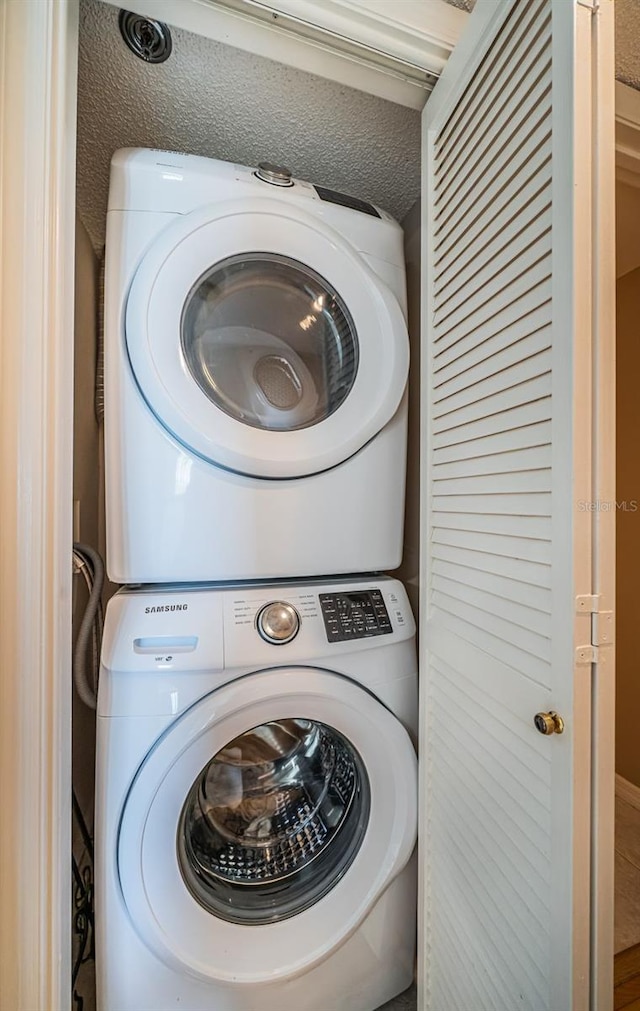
[{"xmin": 145, "ymin": 604, "xmax": 189, "ymax": 613}]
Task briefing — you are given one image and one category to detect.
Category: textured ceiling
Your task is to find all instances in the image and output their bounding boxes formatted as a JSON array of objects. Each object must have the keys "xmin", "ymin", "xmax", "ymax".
[
  {"xmin": 77, "ymin": 0, "xmax": 421, "ymax": 252},
  {"xmin": 616, "ymin": 0, "xmax": 640, "ymax": 91}
]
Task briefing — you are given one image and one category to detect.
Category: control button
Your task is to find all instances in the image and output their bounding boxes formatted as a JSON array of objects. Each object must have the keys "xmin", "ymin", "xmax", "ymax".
[{"xmin": 256, "ymin": 601, "xmax": 300, "ymax": 644}]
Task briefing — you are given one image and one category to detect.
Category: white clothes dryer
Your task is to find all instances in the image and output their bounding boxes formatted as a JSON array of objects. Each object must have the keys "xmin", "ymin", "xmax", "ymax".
[
  {"xmin": 104, "ymin": 149, "xmax": 410, "ymax": 583},
  {"xmin": 95, "ymin": 576, "xmax": 417, "ymax": 1011}
]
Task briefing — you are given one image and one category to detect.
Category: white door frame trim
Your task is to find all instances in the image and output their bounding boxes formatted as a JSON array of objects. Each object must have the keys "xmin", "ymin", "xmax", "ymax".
[
  {"xmin": 0, "ymin": 1, "xmax": 78, "ymax": 1008},
  {"xmin": 592, "ymin": 11, "xmax": 617, "ymax": 1009}
]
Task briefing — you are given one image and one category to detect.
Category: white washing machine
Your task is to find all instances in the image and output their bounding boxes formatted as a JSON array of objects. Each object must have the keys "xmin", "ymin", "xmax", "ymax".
[
  {"xmin": 104, "ymin": 149, "xmax": 410, "ymax": 583},
  {"xmin": 95, "ymin": 576, "xmax": 417, "ymax": 1011}
]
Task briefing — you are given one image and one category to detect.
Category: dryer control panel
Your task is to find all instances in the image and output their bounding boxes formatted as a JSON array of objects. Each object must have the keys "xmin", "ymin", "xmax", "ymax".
[{"xmin": 319, "ymin": 589, "xmax": 392, "ymax": 643}]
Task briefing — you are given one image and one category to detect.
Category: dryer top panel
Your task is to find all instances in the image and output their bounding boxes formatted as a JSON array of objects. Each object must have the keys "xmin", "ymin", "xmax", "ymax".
[{"xmin": 107, "ymin": 148, "xmax": 404, "ymax": 264}]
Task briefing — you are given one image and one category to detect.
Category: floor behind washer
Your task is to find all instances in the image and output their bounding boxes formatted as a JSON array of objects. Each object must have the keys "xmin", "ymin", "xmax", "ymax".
[{"xmin": 376, "ymin": 982, "xmax": 417, "ymax": 1010}]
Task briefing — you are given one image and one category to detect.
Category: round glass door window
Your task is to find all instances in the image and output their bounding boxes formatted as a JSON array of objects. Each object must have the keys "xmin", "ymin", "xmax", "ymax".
[
  {"xmin": 177, "ymin": 719, "xmax": 370, "ymax": 925},
  {"xmin": 180, "ymin": 254, "xmax": 358, "ymax": 432}
]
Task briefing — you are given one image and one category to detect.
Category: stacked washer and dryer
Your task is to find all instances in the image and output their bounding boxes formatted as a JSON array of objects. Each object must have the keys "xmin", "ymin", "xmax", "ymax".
[{"xmin": 96, "ymin": 148, "xmax": 418, "ymax": 1011}]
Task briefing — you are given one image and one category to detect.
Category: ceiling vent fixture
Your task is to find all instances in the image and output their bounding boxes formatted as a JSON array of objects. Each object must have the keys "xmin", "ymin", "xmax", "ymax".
[{"xmin": 119, "ymin": 9, "xmax": 173, "ymax": 63}]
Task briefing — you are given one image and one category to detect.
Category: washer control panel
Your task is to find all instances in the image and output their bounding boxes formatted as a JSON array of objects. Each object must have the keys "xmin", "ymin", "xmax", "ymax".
[
  {"xmin": 109, "ymin": 578, "xmax": 413, "ymax": 673},
  {"xmin": 319, "ymin": 589, "xmax": 392, "ymax": 643}
]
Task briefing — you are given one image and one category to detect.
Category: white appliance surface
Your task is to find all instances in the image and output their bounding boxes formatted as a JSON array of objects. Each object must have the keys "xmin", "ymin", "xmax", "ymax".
[
  {"xmin": 96, "ymin": 575, "xmax": 418, "ymax": 1011},
  {"xmin": 104, "ymin": 148, "xmax": 409, "ymax": 583}
]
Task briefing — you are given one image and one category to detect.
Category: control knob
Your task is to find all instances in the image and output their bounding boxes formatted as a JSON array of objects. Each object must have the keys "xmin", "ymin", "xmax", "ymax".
[
  {"xmin": 256, "ymin": 601, "xmax": 300, "ymax": 644},
  {"xmin": 255, "ymin": 162, "xmax": 293, "ymax": 187}
]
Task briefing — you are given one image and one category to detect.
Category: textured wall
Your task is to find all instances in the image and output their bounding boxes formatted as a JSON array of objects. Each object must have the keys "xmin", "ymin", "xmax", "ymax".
[{"xmin": 77, "ymin": 0, "xmax": 421, "ymax": 251}]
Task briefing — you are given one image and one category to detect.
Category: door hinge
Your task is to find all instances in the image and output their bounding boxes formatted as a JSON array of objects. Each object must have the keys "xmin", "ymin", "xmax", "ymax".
[
  {"xmin": 576, "ymin": 594, "xmax": 599, "ymax": 613},
  {"xmin": 576, "ymin": 644, "xmax": 598, "ymax": 665},
  {"xmin": 575, "ymin": 594, "xmax": 615, "ymax": 663}
]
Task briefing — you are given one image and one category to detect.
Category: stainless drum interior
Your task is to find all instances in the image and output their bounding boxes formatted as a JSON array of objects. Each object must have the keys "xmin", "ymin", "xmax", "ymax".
[{"xmin": 177, "ymin": 718, "xmax": 370, "ymax": 924}]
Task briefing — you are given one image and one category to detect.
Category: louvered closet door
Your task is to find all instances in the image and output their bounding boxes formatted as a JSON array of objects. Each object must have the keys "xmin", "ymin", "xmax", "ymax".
[{"xmin": 420, "ymin": 1, "xmax": 615, "ymax": 1010}]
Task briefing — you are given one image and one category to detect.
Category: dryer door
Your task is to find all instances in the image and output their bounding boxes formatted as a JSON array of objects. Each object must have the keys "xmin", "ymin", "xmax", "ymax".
[
  {"xmin": 117, "ymin": 667, "xmax": 417, "ymax": 984},
  {"xmin": 125, "ymin": 199, "xmax": 409, "ymax": 478}
]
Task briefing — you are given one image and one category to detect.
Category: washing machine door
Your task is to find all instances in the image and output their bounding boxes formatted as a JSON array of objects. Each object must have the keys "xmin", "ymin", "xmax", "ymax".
[
  {"xmin": 125, "ymin": 199, "xmax": 409, "ymax": 478},
  {"xmin": 117, "ymin": 667, "xmax": 417, "ymax": 984}
]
